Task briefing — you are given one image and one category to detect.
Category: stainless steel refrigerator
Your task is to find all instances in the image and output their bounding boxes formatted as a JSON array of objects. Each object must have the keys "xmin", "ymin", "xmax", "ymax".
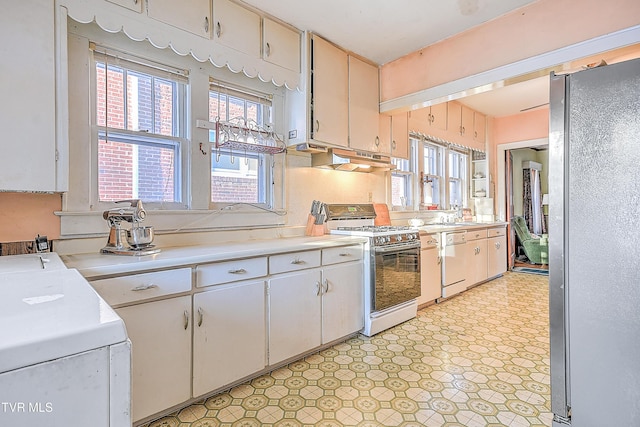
[{"xmin": 549, "ymin": 57, "xmax": 640, "ymax": 426}]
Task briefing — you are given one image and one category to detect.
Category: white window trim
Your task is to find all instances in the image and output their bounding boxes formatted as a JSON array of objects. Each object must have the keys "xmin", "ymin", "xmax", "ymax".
[{"xmin": 58, "ymin": 20, "xmax": 286, "ymax": 239}]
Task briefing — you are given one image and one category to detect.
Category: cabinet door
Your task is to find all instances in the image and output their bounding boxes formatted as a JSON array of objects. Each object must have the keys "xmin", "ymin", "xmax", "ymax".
[
  {"xmin": 116, "ymin": 296, "xmax": 191, "ymax": 422},
  {"xmin": 430, "ymin": 103, "xmax": 448, "ymax": 131},
  {"xmin": 488, "ymin": 236, "xmax": 507, "ymax": 278},
  {"xmin": 408, "ymin": 108, "xmax": 429, "ymax": 135},
  {"xmin": 466, "ymin": 239, "xmax": 488, "ymax": 286},
  {"xmin": 1, "ymin": 1, "xmax": 58, "ymax": 192},
  {"xmin": 447, "ymin": 101, "xmax": 462, "ymax": 137},
  {"xmin": 419, "ymin": 247, "xmax": 441, "ymax": 305},
  {"xmin": 193, "ymin": 281, "xmax": 266, "ymax": 397},
  {"xmin": 268, "ymin": 269, "xmax": 322, "ymax": 365},
  {"xmin": 311, "ymin": 36, "xmax": 348, "ymax": 147},
  {"xmin": 379, "ymin": 115, "xmax": 392, "ymax": 156},
  {"xmin": 473, "ymin": 111, "xmax": 486, "ymax": 146},
  {"xmin": 322, "ymin": 262, "xmax": 363, "ymax": 343},
  {"xmin": 460, "ymin": 104, "xmax": 474, "ymax": 141},
  {"xmin": 148, "ymin": 0, "xmax": 211, "ymax": 38},
  {"xmin": 349, "ymin": 56, "xmax": 381, "ymax": 153},
  {"xmin": 391, "ymin": 113, "xmax": 409, "ymax": 159},
  {"xmin": 213, "ymin": 0, "xmax": 260, "ymax": 56},
  {"xmin": 263, "ymin": 18, "xmax": 300, "ymax": 72}
]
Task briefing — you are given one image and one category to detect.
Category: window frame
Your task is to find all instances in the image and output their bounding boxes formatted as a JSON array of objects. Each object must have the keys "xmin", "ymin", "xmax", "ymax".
[
  {"xmin": 390, "ymin": 156, "xmax": 413, "ymax": 210},
  {"xmin": 91, "ymin": 46, "xmax": 189, "ymax": 210},
  {"xmin": 208, "ymin": 81, "xmax": 275, "ymax": 209},
  {"xmin": 60, "ymin": 21, "xmax": 287, "ymax": 238}
]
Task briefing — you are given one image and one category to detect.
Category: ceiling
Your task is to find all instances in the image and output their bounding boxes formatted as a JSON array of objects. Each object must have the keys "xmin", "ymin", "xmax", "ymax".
[{"xmin": 240, "ymin": 0, "xmax": 640, "ymax": 118}]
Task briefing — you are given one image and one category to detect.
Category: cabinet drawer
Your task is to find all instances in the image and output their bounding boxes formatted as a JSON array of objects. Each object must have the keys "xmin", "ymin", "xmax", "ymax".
[
  {"xmin": 269, "ymin": 250, "xmax": 321, "ymax": 275},
  {"xmin": 196, "ymin": 257, "xmax": 267, "ymax": 288},
  {"xmin": 467, "ymin": 229, "xmax": 488, "ymax": 241},
  {"xmin": 91, "ymin": 268, "xmax": 192, "ymax": 306},
  {"xmin": 322, "ymin": 245, "xmax": 363, "ymax": 265},
  {"xmin": 488, "ymin": 227, "xmax": 506, "ymax": 238}
]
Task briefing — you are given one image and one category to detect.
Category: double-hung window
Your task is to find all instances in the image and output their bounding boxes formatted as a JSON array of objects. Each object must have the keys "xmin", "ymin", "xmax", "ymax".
[
  {"xmin": 209, "ymin": 81, "xmax": 274, "ymax": 208},
  {"xmin": 391, "ymin": 157, "xmax": 413, "ymax": 209},
  {"xmin": 93, "ymin": 47, "xmax": 188, "ymax": 206},
  {"xmin": 448, "ymin": 150, "xmax": 468, "ymax": 207},
  {"xmin": 421, "ymin": 141, "xmax": 444, "ymax": 208}
]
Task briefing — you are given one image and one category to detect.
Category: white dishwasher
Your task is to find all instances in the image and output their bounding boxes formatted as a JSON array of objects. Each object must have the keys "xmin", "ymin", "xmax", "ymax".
[
  {"xmin": 441, "ymin": 231, "xmax": 468, "ymax": 299},
  {"xmin": 0, "ymin": 253, "xmax": 131, "ymax": 427}
]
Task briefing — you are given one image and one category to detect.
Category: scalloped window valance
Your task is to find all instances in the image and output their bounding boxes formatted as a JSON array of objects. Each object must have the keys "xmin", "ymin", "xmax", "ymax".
[{"xmin": 58, "ymin": 0, "xmax": 302, "ymax": 91}]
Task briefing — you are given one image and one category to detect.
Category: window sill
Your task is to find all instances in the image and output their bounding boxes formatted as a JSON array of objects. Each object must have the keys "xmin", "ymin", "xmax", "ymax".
[{"xmin": 55, "ymin": 208, "xmax": 286, "ymax": 238}]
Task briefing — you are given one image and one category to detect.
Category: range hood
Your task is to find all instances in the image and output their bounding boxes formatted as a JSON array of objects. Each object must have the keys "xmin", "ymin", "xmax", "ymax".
[{"xmin": 297, "ymin": 144, "xmax": 394, "ymax": 172}]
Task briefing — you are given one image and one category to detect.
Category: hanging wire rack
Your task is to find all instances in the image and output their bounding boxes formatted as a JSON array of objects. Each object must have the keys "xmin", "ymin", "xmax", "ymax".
[{"xmin": 215, "ymin": 117, "xmax": 286, "ymax": 155}]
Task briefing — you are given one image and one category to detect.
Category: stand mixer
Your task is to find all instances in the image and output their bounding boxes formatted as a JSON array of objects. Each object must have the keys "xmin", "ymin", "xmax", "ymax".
[{"xmin": 101, "ymin": 199, "xmax": 160, "ymax": 255}]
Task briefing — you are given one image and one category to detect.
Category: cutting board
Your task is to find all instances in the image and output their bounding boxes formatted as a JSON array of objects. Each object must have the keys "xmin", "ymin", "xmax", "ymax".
[{"xmin": 373, "ymin": 203, "xmax": 391, "ymax": 226}]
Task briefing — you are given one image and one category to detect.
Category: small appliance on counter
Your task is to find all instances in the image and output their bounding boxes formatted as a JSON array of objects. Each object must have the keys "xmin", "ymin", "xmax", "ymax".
[{"xmin": 101, "ymin": 199, "xmax": 160, "ymax": 255}]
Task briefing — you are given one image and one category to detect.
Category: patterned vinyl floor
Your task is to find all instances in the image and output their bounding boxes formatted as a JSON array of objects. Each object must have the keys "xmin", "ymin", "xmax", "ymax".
[{"xmin": 143, "ymin": 272, "xmax": 551, "ymax": 427}]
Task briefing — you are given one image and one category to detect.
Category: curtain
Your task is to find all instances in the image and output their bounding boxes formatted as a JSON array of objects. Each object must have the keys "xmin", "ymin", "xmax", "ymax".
[{"xmin": 523, "ymin": 168, "xmax": 547, "ymax": 234}]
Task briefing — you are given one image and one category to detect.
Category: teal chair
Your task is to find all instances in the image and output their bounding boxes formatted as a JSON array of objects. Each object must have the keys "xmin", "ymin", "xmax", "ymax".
[{"xmin": 512, "ymin": 215, "xmax": 543, "ymax": 264}]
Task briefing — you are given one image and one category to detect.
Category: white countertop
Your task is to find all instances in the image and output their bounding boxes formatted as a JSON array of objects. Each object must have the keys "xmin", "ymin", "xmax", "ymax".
[
  {"xmin": 0, "ymin": 268, "xmax": 127, "ymax": 373},
  {"xmin": 414, "ymin": 221, "xmax": 508, "ymax": 234},
  {"xmin": 63, "ymin": 235, "xmax": 368, "ymax": 279}
]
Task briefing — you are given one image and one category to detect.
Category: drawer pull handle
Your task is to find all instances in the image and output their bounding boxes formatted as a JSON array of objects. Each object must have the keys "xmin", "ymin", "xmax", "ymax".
[
  {"xmin": 204, "ymin": 16, "xmax": 209, "ymax": 33},
  {"xmin": 323, "ymin": 279, "xmax": 329, "ymax": 294},
  {"xmin": 290, "ymin": 258, "xmax": 306, "ymax": 265},
  {"xmin": 315, "ymin": 281, "xmax": 321, "ymax": 296},
  {"xmin": 265, "ymin": 42, "xmax": 271, "ymax": 57},
  {"xmin": 339, "ymin": 253, "xmax": 351, "ymax": 257},
  {"xmin": 183, "ymin": 310, "xmax": 189, "ymax": 330},
  {"xmin": 197, "ymin": 307, "xmax": 204, "ymax": 327},
  {"xmin": 131, "ymin": 283, "xmax": 158, "ymax": 291},
  {"xmin": 437, "ymin": 256, "xmax": 441, "ymax": 265},
  {"xmin": 228, "ymin": 268, "xmax": 247, "ymax": 274},
  {"xmin": 216, "ymin": 21, "xmax": 221, "ymax": 38}
]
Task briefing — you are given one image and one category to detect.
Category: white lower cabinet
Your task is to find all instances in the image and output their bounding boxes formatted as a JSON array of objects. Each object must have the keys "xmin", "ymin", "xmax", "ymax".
[
  {"xmin": 488, "ymin": 228, "xmax": 508, "ymax": 278},
  {"xmin": 115, "ymin": 296, "xmax": 192, "ymax": 422},
  {"xmin": 466, "ymin": 230, "xmax": 488, "ymax": 286},
  {"xmin": 322, "ymin": 262, "xmax": 363, "ymax": 343},
  {"xmin": 192, "ymin": 280, "xmax": 267, "ymax": 397},
  {"xmin": 418, "ymin": 235, "xmax": 441, "ymax": 305},
  {"xmin": 268, "ymin": 269, "xmax": 323, "ymax": 365}
]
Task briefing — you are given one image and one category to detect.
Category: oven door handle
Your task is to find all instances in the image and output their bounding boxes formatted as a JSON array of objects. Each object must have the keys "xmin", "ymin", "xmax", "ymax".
[{"xmin": 373, "ymin": 243, "xmax": 420, "ymax": 253}]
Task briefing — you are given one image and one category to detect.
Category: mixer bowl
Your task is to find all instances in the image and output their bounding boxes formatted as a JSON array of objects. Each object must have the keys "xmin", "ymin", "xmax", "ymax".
[{"xmin": 127, "ymin": 226, "xmax": 154, "ymax": 248}]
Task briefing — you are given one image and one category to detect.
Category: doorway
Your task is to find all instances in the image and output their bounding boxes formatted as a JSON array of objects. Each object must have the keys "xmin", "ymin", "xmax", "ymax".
[{"xmin": 496, "ymin": 138, "xmax": 549, "ymax": 270}]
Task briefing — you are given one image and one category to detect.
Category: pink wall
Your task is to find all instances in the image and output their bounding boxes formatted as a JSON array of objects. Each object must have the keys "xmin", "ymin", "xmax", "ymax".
[
  {"xmin": 0, "ymin": 193, "xmax": 61, "ymax": 242},
  {"xmin": 381, "ymin": 0, "xmax": 640, "ymax": 102},
  {"xmin": 493, "ymin": 107, "xmax": 549, "ymax": 145}
]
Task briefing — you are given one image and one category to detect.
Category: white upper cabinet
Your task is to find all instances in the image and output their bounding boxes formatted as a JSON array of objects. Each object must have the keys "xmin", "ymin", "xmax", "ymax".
[
  {"xmin": 348, "ymin": 56, "xmax": 384, "ymax": 154},
  {"xmin": 0, "ymin": 0, "xmax": 64, "ymax": 192},
  {"xmin": 106, "ymin": 0, "xmax": 143, "ymax": 13},
  {"xmin": 311, "ymin": 35, "xmax": 349, "ymax": 146},
  {"xmin": 148, "ymin": 0, "xmax": 211, "ymax": 38},
  {"xmin": 213, "ymin": 0, "xmax": 261, "ymax": 57},
  {"xmin": 263, "ymin": 18, "xmax": 300, "ymax": 72},
  {"xmin": 391, "ymin": 112, "xmax": 409, "ymax": 159}
]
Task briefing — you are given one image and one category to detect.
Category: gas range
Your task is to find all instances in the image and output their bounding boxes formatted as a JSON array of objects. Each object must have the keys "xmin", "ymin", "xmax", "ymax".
[{"xmin": 323, "ymin": 203, "xmax": 420, "ymax": 336}]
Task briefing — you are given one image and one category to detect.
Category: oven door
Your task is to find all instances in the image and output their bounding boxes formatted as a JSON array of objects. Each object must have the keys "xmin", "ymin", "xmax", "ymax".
[{"xmin": 371, "ymin": 242, "xmax": 421, "ymax": 312}]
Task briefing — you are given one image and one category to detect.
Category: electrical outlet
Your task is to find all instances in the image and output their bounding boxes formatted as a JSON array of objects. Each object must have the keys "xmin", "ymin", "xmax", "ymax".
[{"xmin": 288, "ymin": 130, "xmax": 297, "ymax": 139}]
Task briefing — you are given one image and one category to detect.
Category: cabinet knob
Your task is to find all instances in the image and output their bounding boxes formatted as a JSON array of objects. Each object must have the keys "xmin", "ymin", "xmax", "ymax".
[
  {"xmin": 315, "ymin": 281, "xmax": 321, "ymax": 296},
  {"xmin": 265, "ymin": 42, "xmax": 271, "ymax": 57},
  {"xmin": 315, "ymin": 119, "xmax": 320, "ymax": 132},
  {"xmin": 374, "ymin": 136, "xmax": 380, "ymax": 147},
  {"xmin": 216, "ymin": 21, "xmax": 222, "ymax": 38},
  {"xmin": 204, "ymin": 17, "xmax": 209, "ymax": 33},
  {"xmin": 323, "ymin": 279, "xmax": 329, "ymax": 294},
  {"xmin": 495, "ymin": 242, "xmax": 501, "ymax": 249}
]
